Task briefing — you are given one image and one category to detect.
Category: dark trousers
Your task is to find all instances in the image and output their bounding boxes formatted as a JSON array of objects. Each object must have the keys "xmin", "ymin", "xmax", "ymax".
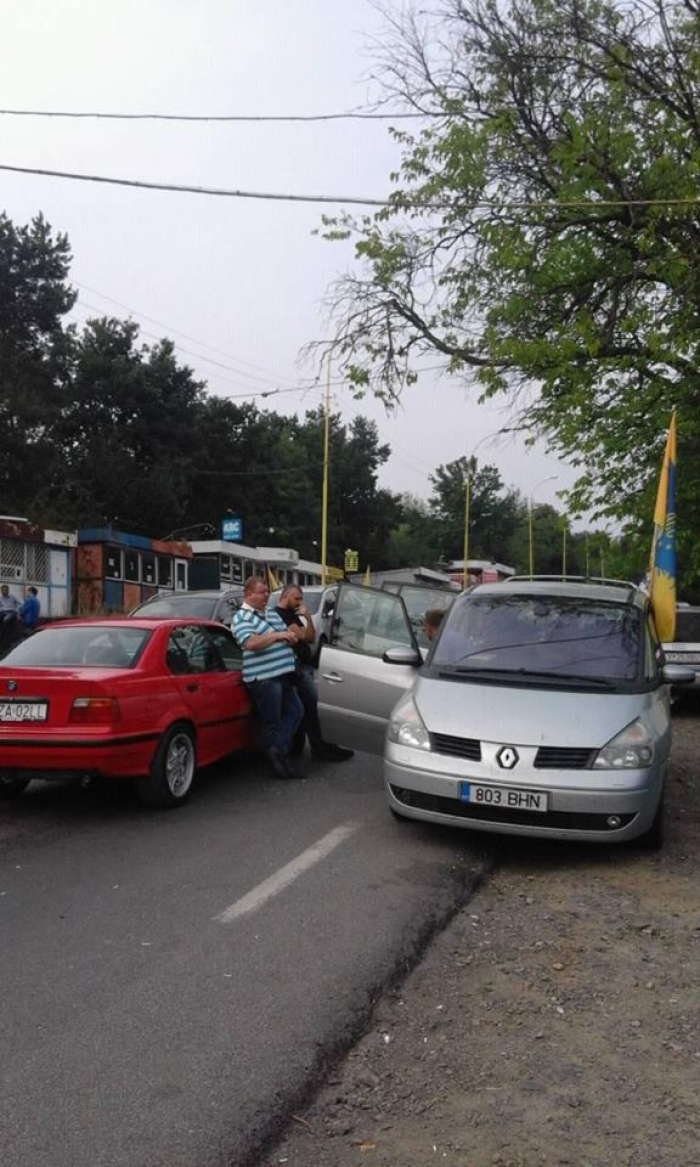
[
  {"xmin": 294, "ymin": 663, "xmax": 324, "ymax": 748},
  {"xmin": 246, "ymin": 673, "xmax": 303, "ymax": 757}
]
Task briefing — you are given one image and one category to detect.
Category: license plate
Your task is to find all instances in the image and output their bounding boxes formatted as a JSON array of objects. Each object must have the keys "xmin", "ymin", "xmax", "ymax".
[
  {"xmin": 0, "ymin": 701, "xmax": 48, "ymax": 723},
  {"xmin": 666, "ymin": 651, "xmax": 700, "ymax": 664},
  {"xmin": 460, "ymin": 781, "xmax": 548, "ymax": 813}
]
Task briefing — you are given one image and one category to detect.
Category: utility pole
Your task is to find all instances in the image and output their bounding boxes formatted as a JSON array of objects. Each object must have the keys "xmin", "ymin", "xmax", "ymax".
[{"xmin": 321, "ymin": 358, "xmax": 330, "ymax": 584}]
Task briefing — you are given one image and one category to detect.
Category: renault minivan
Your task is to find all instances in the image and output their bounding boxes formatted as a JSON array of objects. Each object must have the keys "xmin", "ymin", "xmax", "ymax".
[{"xmin": 317, "ymin": 579, "xmax": 694, "ymax": 849}]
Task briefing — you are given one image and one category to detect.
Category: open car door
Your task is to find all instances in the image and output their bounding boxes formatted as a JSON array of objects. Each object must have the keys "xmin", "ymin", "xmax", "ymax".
[{"xmin": 316, "ymin": 583, "xmax": 423, "ymax": 754}]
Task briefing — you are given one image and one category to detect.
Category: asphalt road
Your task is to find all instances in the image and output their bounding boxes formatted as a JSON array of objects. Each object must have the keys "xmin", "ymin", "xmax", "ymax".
[{"xmin": 0, "ymin": 752, "xmax": 489, "ymax": 1167}]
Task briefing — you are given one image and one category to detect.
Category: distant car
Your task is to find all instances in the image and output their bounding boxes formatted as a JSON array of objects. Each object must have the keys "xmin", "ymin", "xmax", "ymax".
[
  {"xmin": 317, "ymin": 578, "xmax": 695, "ymax": 849},
  {"xmin": 662, "ymin": 604, "xmax": 700, "ymax": 686},
  {"xmin": 268, "ymin": 584, "xmax": 338, "ymax": 663},
  {"xmin": 129, "ymin": 587, "xmax": 243, "ymax": 625},
  {"xmin": 0, "ymin": 617, "xmax": 255, "ymax": 807}
]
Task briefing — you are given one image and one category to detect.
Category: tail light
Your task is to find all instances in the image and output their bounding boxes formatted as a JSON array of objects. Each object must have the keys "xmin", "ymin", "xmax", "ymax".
[{"xmin": 69, "ymin": 697, "xmax": 121, "ymax": 724}]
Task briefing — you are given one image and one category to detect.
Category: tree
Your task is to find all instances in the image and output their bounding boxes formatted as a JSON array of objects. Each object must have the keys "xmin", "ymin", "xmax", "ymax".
[
  {"xmin": 429, "ymin": 457, "xmax": 524, "ymax": 564},
  {"xmin": 0, "ymin": 213, "xmax": 76, "ymax": 515},
  {"xmin": 319, "ymin": 0, "xmax": 700, "ymax": 588}
]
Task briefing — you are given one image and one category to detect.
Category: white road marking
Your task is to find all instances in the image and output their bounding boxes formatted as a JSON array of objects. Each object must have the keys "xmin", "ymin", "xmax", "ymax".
[{"xmin": 213, "ymin": 822, "xmax": 359, "ymax": 924}]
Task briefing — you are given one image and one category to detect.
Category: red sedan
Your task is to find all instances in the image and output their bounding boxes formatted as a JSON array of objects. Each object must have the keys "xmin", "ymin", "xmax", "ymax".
[{"xmin": 0, "ymin": 618, "xmax": 255, "ymax": 807}]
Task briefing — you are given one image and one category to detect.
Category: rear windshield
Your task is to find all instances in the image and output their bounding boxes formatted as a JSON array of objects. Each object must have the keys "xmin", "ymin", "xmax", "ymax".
[
  {"xmin": 2, "ymin": 625, "xmax": 150, "ymax": 668},
  {"xmin": 433, "ymin": 594, "xmax": 642, "ymax": 683},
  {"xmin": 133, "ymin": 595, "xmax": 217, "ymax": 618}
]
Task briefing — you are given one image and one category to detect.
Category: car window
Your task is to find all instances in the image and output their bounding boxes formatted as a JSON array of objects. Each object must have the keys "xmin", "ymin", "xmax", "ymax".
[
  {"xmin": 332, "ymin": 586, "xmax": 414, "ymax": 657},
  {"xmin": 133, "ymin": 595, "xmax": 217, "ymax": 619},
  {"xmin": 2, "ymin": 625, "xmax": 150, "ymax": 668},
  {"xmin": 208, "ymin": 626, "xmax": 243, "ymax": 671},
  {"xmin": 167, "ymin": 626, "xmax": 225, "ymax": 674},
  {"xmin": 433, "ymin": 594, "xmax": 642, "ymax": 682},
  {"xmin": 215, "ymin": 595, "xmax": 241, "ymax": 625},
  {"xmin": 389, "ymin": 585, "xmax": 456, "ymax": 649},
  {"xmin": 674, "ymin": 609, "xmax": 700, "ymax": 640}
]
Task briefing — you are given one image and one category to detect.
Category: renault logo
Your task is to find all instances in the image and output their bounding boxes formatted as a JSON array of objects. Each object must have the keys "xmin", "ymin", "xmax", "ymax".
[
  {"xmin": 497, "ymin": 746, "xmax": 519, "ymax": 770},
  {"xmin": 5, "ymin": 680, "xmax": 17, "ymax": 692}
]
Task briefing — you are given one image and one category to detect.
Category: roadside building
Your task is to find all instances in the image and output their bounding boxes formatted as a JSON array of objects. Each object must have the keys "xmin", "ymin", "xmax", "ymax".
[
  {"xmin": 74, "ymin": 528, "xmax": 192, "ymax": 614},
  {"xmin": 0, "ymin": 516, "xmax": 76, "ymax": 618},
  {"xmin": 189, "ymin": 539, "xmax": 331, "ymax": 590}
]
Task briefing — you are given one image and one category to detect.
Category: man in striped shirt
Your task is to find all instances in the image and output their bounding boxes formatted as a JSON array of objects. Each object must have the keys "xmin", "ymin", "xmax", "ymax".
[{"xmin": 232, "ymin": 575, "xmax": 304, "ymax": 779}]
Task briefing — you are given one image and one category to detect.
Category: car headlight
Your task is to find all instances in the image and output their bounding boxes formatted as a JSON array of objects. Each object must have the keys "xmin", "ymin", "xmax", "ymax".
[
  {"xmin": 387, "ymin": 693, "xmax": 431, "ymax": 751},
  {"xmin": 593, "ymin": 719, "xmax": 654, "ymax": 769}
]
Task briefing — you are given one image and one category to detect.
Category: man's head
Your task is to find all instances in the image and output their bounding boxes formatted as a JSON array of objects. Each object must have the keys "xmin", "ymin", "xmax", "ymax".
[
  {"xmin": 243, "ymin": 575, "xmax": 269, "ymax": 611},
  {"xmin": 0, "ymin": 585, "xmax": 9, "ymax": 597},
  {"xmin": 28, "ymin": 587, "xmax": 38, "ymax": 597},
  {"xmin": 277, "ymin": 584, "xmax": 303, "ymax": 610},
  {"xmin": 422, "ymin": 608, "xmax": 445, "ymax": 641}
]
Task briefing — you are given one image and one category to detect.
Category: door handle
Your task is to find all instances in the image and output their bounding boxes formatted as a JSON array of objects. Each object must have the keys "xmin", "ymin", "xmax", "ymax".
[
  {"xmin": 186, "ymin": 682, "xmax": 199, "ymax": 692},
  {"xmin": 321, "ymin": 672, "xmax": 344, "ymax": 683}
]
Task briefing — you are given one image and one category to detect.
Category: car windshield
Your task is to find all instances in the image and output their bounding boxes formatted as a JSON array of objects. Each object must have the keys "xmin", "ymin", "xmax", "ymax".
[
  {"xmin": 433, "ymin": 594, "xmax": 642, "ymax": 683},
  {"xmin": 133, "ymin": 595, "xmax": 217, "ymax": 618},
  {"xmin": 1, "ymin": 625, "xmax": 151, "ymax": 668}
]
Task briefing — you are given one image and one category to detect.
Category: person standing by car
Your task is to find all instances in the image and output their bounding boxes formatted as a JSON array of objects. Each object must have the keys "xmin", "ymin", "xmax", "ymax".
[
  {"xmin": 275, "ymin": 584, "xmax": 354, "ymax": 762},
  {"xmin": 18, "ymin": 586, "xmax": 40, "ymax": 634},
  {"xmin": 231, "ymin": 576, "xmax": 304, "ymax": 780},
  {"xmin": 422, "ymin": 608, "xmax": 445, "ymax": 642},
  {"xmin": 0, "ymin": 584, "xmax": 19, "ymax": 624}
]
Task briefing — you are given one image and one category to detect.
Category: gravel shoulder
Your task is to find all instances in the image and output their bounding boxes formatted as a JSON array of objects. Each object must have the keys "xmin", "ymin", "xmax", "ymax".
[{"xmin": 261, "ymin": 699, "xmax": 700, "ymax": 1167}]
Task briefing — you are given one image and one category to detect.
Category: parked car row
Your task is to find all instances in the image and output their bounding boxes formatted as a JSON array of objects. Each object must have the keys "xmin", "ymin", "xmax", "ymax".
[{"xmin": 1, "ymin": 575, "xmax": 693, "ymax": 851}]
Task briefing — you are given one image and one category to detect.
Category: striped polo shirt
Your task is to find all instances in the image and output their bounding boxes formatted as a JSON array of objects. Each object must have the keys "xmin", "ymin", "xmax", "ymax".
[{"xmin": 232, "ymin": 604, "xmax": 297, "ymax": 683}]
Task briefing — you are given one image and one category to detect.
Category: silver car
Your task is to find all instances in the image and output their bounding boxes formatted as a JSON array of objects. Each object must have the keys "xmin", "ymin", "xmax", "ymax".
[{"xmin": 317, "ymin": 579, "xmax": 694, "ymax": 849}]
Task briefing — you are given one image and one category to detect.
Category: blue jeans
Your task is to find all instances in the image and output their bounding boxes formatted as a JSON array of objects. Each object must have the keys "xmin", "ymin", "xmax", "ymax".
[
  {"xmin": 293, "ymin": 663, "xmax": 323, "ymax": 748},
  {"xmin": 246, "ymin": 673, "xmax": 303, "ymax": 757}
]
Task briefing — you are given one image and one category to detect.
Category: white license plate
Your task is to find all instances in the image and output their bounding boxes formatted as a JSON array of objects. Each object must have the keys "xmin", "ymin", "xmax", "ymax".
[
  {"xmin": 0, "ymin": 701, "xmax": 48, "ymax": 723},
  {"xmin": 666, "ymin": 652, "xmax": 700, "ymax": 664},
  {"xmin": 460, "ymin": 781, "xmax": 548, "ymax": 813}
]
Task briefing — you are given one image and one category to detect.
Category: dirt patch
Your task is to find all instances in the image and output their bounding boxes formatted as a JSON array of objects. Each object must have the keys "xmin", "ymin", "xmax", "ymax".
[{"xmin": 261, "ymin": 701, "xmax": 700, "ymax": 1167}]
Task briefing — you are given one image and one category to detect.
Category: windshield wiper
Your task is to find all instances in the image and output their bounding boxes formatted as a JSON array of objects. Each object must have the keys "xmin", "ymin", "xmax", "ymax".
[{"xmin": 437, "ymin": 665, "xmax": 618, "ymax": 687}]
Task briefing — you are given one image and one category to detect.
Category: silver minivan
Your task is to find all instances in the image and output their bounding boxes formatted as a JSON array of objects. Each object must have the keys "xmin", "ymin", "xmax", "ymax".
[{"xmin": 317, "ymin": 578, "xmax": 694, "ymax": 849}]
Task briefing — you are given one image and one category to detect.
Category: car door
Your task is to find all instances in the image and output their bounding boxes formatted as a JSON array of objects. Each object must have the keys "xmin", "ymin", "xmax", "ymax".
[
  {"xmin": 316, "ymin": 584, "xmax": 422, "ymax": 754},
  {"xmin": 166, "ymin": 624, "xmax": 240, "ymax": 763}
]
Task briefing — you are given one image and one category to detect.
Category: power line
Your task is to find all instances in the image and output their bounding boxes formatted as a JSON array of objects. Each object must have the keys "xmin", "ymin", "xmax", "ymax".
[
  {"xmin": 0, "ymin": 107, "xmax": 430, "ymax": 123},
  {"xmin": 0, "ymin": 163, "xmax": 394, "ymax": 206},
  {"xmin": 3, "ymin": 161, "xmax": 698, "ymax": 212}
]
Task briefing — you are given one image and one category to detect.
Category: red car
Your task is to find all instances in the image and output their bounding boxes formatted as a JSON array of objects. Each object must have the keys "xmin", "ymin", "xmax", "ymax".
[{"xmin": 0, "ymin": 618, "xmax": 255, "ymax": 808}]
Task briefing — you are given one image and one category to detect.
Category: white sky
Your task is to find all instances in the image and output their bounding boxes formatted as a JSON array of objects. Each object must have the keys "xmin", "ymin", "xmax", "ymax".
[{"xmin": 3, "ymin": 0, "xmax": 576, "ymax": 517}]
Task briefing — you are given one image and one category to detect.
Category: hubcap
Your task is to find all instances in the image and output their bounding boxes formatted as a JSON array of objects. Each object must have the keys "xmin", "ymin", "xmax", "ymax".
[{"xmin": 166, "ymin": 734, "xmax": 194, "ymax": 796}]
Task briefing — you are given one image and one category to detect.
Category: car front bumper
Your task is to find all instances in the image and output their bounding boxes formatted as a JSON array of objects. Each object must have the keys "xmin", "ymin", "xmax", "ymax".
[{"xmin": 383, "ymin": 747, "xmax": 664, "ymax": 844}]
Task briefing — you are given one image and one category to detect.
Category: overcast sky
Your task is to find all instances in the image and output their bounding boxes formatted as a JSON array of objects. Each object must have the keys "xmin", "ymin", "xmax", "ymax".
[{"xmin": 4, "ymin": 0, "xmax": 577, "ymax": 520}]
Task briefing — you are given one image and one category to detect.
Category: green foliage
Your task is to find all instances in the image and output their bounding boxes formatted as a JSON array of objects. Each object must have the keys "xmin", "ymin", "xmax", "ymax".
[{"xmin": 318, "ymin": 0, "xmax": 700, "ymax": 592}]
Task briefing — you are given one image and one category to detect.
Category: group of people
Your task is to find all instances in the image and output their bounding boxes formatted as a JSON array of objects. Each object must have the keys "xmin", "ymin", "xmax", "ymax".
[
  {"xmin": 232, "ymin": 577, "xmax": 353, "ymax": 780},
  {"xmin": 231, "ymin": 576, "xmax": 448, "ymax": 781},
  {"xmin": 0, "ymin": 584, "xmax": 40, "ymax": 634}
]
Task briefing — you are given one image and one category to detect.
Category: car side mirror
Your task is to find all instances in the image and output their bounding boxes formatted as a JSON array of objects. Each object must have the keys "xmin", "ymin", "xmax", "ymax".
[
  {"xmin": 383, "ymin": 646, "xmax": 423, "ymax": 667},
  {"xmin": 662, "ymin": 663, "xmax": 696, "ymax": 685}
]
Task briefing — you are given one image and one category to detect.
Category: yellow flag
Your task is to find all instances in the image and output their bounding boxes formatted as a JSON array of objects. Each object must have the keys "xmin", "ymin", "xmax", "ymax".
[
  {"xmin": 363, "ymin": 566, "xmax": 371, "ymax": 586},
  {"xmin": 267, "ymin": 566, "xmax": 280, "ymax": 592},
  {"xmin": 649, "ymin": 411, "xmax": 677, "ymax": 641}
]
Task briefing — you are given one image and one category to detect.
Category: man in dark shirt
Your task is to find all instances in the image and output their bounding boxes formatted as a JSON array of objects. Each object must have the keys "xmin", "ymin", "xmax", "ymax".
[{"xmin": 275, "ymin": 584, "xmax": 353, "ymax": 762}]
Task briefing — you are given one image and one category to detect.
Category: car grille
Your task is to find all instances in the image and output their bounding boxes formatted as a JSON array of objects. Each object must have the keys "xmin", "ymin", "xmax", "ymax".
[
  {"xmin": 390, "ymin": 786, "xmax": 635, "ymax": 831},
  {"xmin": 534, "ymin": 746, "xmax": 595, "ymax": 769},
  {"xmin": 430, "ymin": 732, "xmax": 482, "ymax": 761}
]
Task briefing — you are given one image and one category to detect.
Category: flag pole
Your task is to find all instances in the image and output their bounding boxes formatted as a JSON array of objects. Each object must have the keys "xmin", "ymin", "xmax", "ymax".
[{"xmin": 321, "ymin": 358, "xmax": 330, "ymax": 585}]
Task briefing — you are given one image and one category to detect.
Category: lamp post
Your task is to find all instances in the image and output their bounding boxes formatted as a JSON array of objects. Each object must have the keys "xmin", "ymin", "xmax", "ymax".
[{"xmin": 528, "ymin": 475, "xmax": 558, "ymax": 579}]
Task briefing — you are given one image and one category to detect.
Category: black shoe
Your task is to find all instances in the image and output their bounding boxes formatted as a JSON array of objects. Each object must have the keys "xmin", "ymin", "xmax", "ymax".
[
  {"xmin": 311, "ymin": 743, "xmax": 354, "ymax": 762},
  {"xmin": 264, "ymin": 747, "xmax": 291, "ymax": 780},
  {"xmin": 282, "ymin": 757, "xmax": 305, "ymax": 780}
]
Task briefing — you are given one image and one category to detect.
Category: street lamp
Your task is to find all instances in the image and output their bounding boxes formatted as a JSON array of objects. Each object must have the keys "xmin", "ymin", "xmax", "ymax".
[{"xmin": 528, "ymin": 475, "xmax": 558, "ymax": 579}]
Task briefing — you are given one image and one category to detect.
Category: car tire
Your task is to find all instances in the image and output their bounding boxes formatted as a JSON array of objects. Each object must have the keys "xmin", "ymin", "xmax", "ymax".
[
  {"xmin": 0, "ymin": 770, "xmax": 30, "ymax": 799},
  {"xmin": 635, "ymin": 787, "xmax": 665, "ymax": 851},
  {"xmin": 135, "ymin": 723, "xmax": 197, "ymax": 808}
]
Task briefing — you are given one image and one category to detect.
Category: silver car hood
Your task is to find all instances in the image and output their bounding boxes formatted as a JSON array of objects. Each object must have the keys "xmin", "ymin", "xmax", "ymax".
[{"xmin": 413, "ymin": 675, "xmax": 664, "ymax": 748}]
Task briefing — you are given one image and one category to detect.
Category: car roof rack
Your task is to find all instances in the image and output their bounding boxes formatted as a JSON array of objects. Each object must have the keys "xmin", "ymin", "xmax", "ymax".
[{"xmin": 507, "ymin": 575, "xmax": 637, "ymax": 590}]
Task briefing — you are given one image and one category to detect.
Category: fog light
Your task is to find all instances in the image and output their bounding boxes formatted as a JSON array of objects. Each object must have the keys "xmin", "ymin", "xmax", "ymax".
[{"xmin": 606, "ymin": 814, "xmax": 622, "ymax": 828}]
